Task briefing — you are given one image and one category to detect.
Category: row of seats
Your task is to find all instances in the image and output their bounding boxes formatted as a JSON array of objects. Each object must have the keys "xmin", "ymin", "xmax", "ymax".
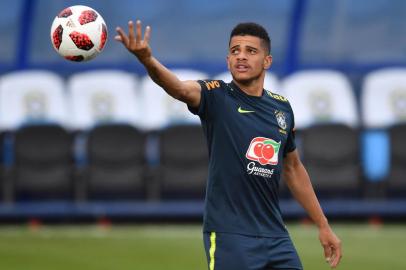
[
  {"xmin": 0, "ymin": 124, "xmax": 208, "ymax": 202},
  {"xmin": 0, "ymin": 69, "xmax": 282, "ymax": 131},
  {"xmin": 3, "ymin": 68, "xmax": 404, "ymax": 130},
  {"xmin": 0, "ymin": 68, "xmax": 405, "ymax": 202}
]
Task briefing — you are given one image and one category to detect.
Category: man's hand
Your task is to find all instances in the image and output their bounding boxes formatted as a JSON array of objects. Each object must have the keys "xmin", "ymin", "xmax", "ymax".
[
  {"xmin": 115, "ymin": 20, "xmax": 152, "ymax": 63},
  {"xmin": 319, "ymin": 225, "xmax": 342, "ymax": 268}
]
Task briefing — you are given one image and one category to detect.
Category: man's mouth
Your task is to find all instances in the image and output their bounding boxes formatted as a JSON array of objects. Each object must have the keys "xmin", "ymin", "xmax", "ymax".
[{"xmin": 235, "ymin": 64, "xmax": 249, "ymax": 72}]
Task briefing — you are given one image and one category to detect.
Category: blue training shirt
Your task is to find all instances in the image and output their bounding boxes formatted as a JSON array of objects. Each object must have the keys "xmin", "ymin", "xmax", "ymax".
[{"xmin": 189, "ymin": 79, "xmax": 296, "ymax": 237}]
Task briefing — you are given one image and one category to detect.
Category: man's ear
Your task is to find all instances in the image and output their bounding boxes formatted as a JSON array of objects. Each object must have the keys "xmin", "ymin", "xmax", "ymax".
[
  {"xmin": 226, "ymin": 55, "xmax": 231, "ymax": 70},
  {"xmin": 264, "ymin": 55, "xmax": 272, "ymax": 70}
]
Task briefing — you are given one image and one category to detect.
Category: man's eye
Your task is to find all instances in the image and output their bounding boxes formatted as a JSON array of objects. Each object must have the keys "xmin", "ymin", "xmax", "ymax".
[{"xmin": 231, "ymin": 49, "xmax": 239, "ymax": 54}]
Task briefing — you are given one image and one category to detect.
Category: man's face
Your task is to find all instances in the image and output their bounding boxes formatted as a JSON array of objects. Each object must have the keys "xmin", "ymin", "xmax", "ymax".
[{"xmin": 227, "ymin": 35, "xmax": 272, "ymax": 83}]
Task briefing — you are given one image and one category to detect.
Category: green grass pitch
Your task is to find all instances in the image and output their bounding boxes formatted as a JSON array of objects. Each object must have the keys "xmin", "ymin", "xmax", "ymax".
[{"xmin": 0, "ymin": 223, "xmax": 405, "ymax": 270}]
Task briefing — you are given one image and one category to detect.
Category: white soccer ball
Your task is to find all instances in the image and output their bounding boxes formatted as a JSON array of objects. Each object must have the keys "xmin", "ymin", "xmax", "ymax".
[{"xmin": 50, "ymin": 5, "xmax": 108, "ymax": 62}]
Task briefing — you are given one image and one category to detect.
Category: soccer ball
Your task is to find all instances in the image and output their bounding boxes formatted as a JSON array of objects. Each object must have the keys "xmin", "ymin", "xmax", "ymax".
[{"xmin": 50, "ymin": 5, "xmax": 107, "ymax": 62}]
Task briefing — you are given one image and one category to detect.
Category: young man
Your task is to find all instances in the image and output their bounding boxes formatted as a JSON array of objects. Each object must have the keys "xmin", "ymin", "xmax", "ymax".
[{"xmin": 115, "ymin": 21, "xmax": 342, "ymax": 270}]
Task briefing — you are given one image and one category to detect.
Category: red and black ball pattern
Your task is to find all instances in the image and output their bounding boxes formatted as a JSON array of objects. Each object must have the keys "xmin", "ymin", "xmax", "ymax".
[
  {"xmin": 99, "ymin": 23, "xmax": 107, "ymax": 50},
  {"xmin": 52, "ymin": 25, "xmax": 63, "ymax": 49},
  {"xmin": 69, "ymin": 31, "xmax": 94, "ymax": 50},
  {"xmin": 64, "ymin": 55, "xmax": 84, "ymax": 62},
  {"xmin": 58, "ymin": 8, "xmax": 72, "ymax": 18},
  {"xmin": 78, "ymin": 10, "xmax": 98, "ymax": 25}
]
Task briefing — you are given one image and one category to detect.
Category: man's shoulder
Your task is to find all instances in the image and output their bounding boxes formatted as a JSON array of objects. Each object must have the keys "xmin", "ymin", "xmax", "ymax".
[
  {"xmin": 264, "ymin": 90, "xmax": 289, "ymax": 103},
  {"xmin": 200, "ymin": 80, "xmax": 226, "ymax": 91},
  {"xmin": 264, "ymin": 90, "xmax": 294, "ymax": 114}
]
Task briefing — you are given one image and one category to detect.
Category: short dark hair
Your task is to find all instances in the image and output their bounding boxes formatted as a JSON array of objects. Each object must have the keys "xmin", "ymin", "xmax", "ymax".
[{"xmin": 229, "ymin": 22, "xmax": 271, "ymax": 54}]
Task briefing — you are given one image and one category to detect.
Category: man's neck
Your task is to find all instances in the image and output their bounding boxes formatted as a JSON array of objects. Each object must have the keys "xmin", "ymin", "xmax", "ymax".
[{"xmin": 233, "ymin": 78, "xmax": 264, "ymax": 97}]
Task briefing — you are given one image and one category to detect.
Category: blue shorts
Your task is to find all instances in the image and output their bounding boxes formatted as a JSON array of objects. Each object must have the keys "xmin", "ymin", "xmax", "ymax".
[{"xmin": 203, "ymin": 232, "xmax": 303, "ymax": 270}]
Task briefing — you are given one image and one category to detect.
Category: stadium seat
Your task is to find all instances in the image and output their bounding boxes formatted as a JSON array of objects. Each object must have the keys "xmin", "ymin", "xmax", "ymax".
[
  {"xmin": 84, "ymin": 124, "xmax": 146, "ymax": 200},
  {"xmin": 138, "ymin": 69, "xmax": 209, "ymax": 199},
  {"xmin": 214, "ymin": 71, "xmax": 282, "ymax": 94},
  {"xmin": 362, "ymin": 68, "xmax": 406, "ymax": 197},
  {"xmin": 388, "ymin": 124, "xmax": 406, "ymax": 196},
  {"xmin": 159, "ymin": 125, "xmax": 208, "ymax": 200},
  {"xmin": 282, "ymin": 70, "xmax": 361, "ymax": 198},
  {"xmin": 0, "ymin": 70, "xmax": 73, "ymax": 201},
  {"xmin": 0, "ymin": 132, "xmax": 5, "ymax": 202},
  {"xmin": 67, "ymin": 70, "xmax": 141, "ymax": 130},
  {"xmin": 282, "ymin": 70, "xmax": 358, "ymax": 129},
  {"xmin": 68, "ymin": 70, "xmax": 147, "ymax": 200},
  {"xmin": 0, "ymin": 70, "xmax": 69, "ymax": 130},
  {"xmin": 12, "ymin": 125, "xmax": 74, "ymax": 200}
]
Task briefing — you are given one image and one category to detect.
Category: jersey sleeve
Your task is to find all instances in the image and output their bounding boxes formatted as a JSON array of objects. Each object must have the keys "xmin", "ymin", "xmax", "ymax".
[
  {"xmin": 188, "ymin": 80, "xmax": 224, "ymax": 120},
  {"xmin": 283, "ymin": 106, "xmax": 297, "ymax": 156}
]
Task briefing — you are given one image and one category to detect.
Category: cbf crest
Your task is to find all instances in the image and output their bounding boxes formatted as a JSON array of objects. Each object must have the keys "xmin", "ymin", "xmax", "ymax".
[{"xmin": 275, "ymin": 110, "xmax": 287, "ymax": 130}]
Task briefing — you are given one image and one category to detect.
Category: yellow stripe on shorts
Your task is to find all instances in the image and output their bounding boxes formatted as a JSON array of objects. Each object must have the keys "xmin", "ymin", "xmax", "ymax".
[{"xmin": 209, "ymin": 232, "xmax": 216, "ymax": 270}]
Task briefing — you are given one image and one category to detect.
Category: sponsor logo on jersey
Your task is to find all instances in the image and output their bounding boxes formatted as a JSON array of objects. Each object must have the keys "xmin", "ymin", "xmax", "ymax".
[
  {"xmin": 246, "ymin": 137, "xmax": 280, "ymax": 178},
  {"xmin": 205, "ymin": 80, "xmax": 221, "ymax": 90},
  {"xmin": 246, "ymin": 137, "xmax": 281, "ymax": 165},
  {"xmin": 238, "ymin": 106, "xmax": 255, "ymax": 114},
  {"xmin": 246, "ymin": 162, "xmax": 274, "ymax": 178}
]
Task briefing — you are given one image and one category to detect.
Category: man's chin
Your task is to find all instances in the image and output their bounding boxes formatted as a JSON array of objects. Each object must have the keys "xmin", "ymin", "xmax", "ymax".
[{"xmin": 232, "ymin": 73, "xmax": 256, "ymax": 84}]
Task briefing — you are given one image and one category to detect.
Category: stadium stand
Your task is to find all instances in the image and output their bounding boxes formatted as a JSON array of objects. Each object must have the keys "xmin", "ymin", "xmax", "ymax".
[
  {"xmin": 0, "ymin": 0, "xmax": 406, "ymax": 220},
  {"xmin": 283, "ymin": 70, "xmax": 361, "ymax": 198}
]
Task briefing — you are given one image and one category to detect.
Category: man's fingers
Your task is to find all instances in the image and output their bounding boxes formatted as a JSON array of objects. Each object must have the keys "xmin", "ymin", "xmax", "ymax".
[
  {"xmin": 128, "ymin": 20, "xmax": 135, "ymax": 45},
  {"xmin": 330, "ymin": 245, "xmax": 342, "ymax": 268},
  {"xmin": 135, "ymin": 20, "xmax": 142, "ymax": 46},
  {"xmin": 323, "ymin": 244, "xmax": 332, "ymax": 263},
  {"xmin": 115, "ymin": 27, "xmax": 129, "ymax": 46},
  {"xmin": 144, "ymin": 26, "xmax": 151, "ymax": 44}
]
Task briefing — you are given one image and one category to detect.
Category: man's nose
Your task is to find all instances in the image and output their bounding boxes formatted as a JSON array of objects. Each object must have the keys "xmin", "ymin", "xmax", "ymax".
[{"xmin": 237, "ymin": 51, "xmax": 247, "ymax": 60}]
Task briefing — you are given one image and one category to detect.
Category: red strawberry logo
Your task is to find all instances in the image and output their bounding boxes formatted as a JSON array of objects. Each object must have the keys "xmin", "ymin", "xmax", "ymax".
[
  {"xmin": 246, "ymin": 137, "xmax": 281, "ymax": 165},
  {"xmin": 261, "ymin": 144, "xmax": 275, "ymax": 160}
]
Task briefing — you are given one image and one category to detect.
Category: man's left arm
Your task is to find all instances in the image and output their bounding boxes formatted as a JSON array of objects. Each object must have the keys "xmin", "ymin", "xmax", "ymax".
[{"xmin": 283, "ymin": 149, "xmax": 342, "ymax": 268}]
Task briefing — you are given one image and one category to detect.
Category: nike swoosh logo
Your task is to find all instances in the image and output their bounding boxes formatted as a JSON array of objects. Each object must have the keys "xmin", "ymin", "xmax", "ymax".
[{"xmin": 238, "ymin": 106, "xmax": 255, "ymax": 113}]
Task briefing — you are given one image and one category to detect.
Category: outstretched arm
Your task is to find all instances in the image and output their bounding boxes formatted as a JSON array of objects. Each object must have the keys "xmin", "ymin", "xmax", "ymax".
[
  {"xmin": 283, "ymin": 149, "xmax": 342, "ymax": 268},
  {"xmin": 115, "ymin": 20, "xmax": 201, "ymax": 108}
]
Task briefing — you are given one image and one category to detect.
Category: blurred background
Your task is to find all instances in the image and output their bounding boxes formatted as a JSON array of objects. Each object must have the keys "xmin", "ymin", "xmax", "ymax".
[{"xmin": 0, "ymin": 0, "xmax": 406, "ymax": 269}]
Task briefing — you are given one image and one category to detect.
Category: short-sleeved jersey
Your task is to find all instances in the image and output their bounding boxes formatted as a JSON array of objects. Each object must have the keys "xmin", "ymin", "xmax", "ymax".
[{"xmin": 189, "ymin": 80, "xmax": 296, "ymax": 237}]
